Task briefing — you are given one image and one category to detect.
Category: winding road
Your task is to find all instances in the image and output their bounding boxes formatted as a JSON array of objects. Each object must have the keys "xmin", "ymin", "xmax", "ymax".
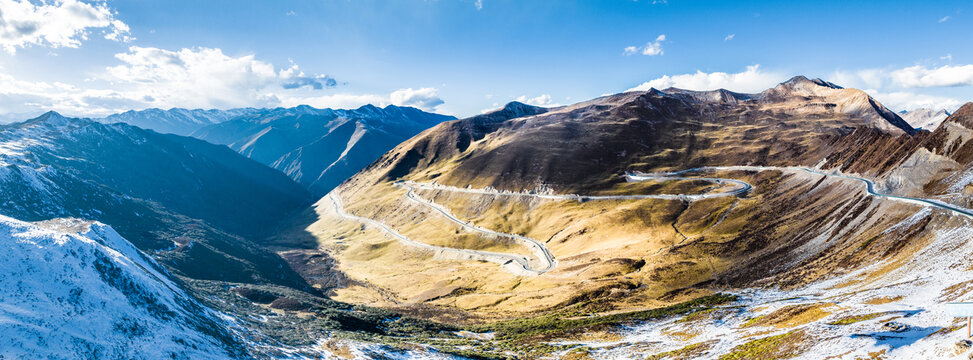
[
  {"xmin": 328, "ymin": 165, "xmax": 973, "ymax": 275},
  {"xmin": 326, "ymin": 192, "xmax": 547, "ymax": 276},
  {"xmin": 327, "ymin": 171, "xmax": 752, "ymax": 275},
  {"xmin": 683, "ymin": 166, "xmax": 973, "ymax": 219},
  {"xmin": 400, "ymin": 172, "xmax": 751, "ymax": 202},
  {"xmin": 797, "ymin": 167, "xmax": 973, "ymax": 218},
  {"xmin": 395, "ymin": 181, "xmax": 557, "ymax": 273}
]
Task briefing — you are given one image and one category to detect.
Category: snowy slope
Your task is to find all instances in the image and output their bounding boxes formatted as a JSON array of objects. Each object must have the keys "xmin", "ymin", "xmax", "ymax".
[
  {"xmin": 556, "ymin": 208, "xmax": 973, "ymax": 359},
  {"xmin": 0, "ymin": 216, "xmax": 245, "ymax": 359},
  {"xmin": 900, "ymin": 108, "xmax": 952, "ymax": 130}
]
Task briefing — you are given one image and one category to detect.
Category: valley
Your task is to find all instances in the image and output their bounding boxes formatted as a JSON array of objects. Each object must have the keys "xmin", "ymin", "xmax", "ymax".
[
  {"xmin": 6, "ymin": 76, "xmax": 973, "ymax": 359},
  {"xmin": 7, "ymin": 1, "xmax": 973, "ymax": 359},
  {"xmin": 275, "ymin": 77, "xmax": 973, "ymax": 358}
]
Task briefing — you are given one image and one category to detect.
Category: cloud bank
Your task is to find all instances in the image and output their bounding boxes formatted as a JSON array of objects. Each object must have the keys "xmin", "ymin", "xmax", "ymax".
[
  {"xmin": 627, "ymin": 65, "xmax": 784, "ymax": 93},
  {"xmin": 0, "ymin": 0, "xmax": 130, "ymax": 53},
  {"xmin": 0, "ymin": 45, "xmax": 447, "ymax": 116},
  {"xmin": 629, "ymin": 63, "xmax": 973, "ymax": 112}
]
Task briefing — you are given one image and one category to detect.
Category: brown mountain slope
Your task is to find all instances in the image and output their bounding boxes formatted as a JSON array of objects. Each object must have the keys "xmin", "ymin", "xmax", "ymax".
[
  {"xmin": 823, "ymin": 102, "xmax": 973, "ymax": 195},
  {"xmin": 348, "ymin": 76, "xmax": 912, "ymax": 196},
  {"xmin": 289, "ymin": 77, "xmax": 932, "ymax": 321}
]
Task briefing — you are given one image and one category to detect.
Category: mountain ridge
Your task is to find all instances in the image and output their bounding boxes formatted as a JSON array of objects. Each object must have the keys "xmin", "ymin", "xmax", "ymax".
[
  {"xmin": 190, "ymin": 104, "xmax": 456, "ymax": 195},
  {"xmin": 0, "ymin": 216, "xmax": 245, "ymax": 359},
  {"xmin": 0, "ymin": 112, "xmax": 314, "ymax": 289}
]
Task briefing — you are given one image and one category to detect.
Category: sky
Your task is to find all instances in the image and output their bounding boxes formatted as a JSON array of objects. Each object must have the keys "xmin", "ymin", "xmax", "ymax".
[{"xmin": 0, "ymin": 0, "xmax": 972, "ymax": 119}]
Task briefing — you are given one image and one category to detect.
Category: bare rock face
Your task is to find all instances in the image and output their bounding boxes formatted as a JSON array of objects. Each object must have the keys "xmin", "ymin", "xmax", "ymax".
[
  {"xmin": 955, "ymin": 339, "xmax": 973, "ymax": 352},
  {"xmin": 882, "ymin": 321, "xmax": 909, "ymax": 333}
]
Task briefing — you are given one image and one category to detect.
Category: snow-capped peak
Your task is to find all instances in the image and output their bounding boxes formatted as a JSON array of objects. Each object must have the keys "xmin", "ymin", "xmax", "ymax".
[{"xmin": 899, "ymin": 108, "xmax": 951, "ymax": 130}]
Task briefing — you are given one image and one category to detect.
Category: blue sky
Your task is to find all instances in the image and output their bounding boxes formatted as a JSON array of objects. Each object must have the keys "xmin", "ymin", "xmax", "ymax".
[{"xmin": 0, "ymin": 0, "xmax": 971, "ymax": 118}]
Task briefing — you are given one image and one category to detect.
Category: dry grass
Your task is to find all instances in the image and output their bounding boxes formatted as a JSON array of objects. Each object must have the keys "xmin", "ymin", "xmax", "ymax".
[
  {"xmin": 743, "ymin": 303, "xmax": 833, "ymax": 329},
  {"xmin": 863, "ymin": 296, "xmax": 904, "ymax": 305},
  {"xmin": 829, "ymin": 312, "xmax": 891, "ymax": 325},
  {"xmin": 304, "ymin": 162, "xmax": 933, "ymax": 322},
  {"xmin": 645, "ymin": 340, "xmax": 717, "ymax": 360},
  {"xmin": 718, "ymin": 330, "xmax": 811, "ymax": 360}
]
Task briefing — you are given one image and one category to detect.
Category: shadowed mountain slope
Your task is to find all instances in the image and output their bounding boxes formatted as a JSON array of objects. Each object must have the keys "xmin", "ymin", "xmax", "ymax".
[
  {"xmin": 0, "ymin": 112, "xmax": 312, "ymax": 288},
  {"xmin": 189, "ymin": 105, "xmax": 455, "ymax": 195}
]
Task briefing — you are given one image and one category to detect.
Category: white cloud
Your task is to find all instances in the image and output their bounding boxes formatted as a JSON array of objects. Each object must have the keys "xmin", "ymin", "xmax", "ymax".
[
  {"xmin": 0, "ymin": 0, "xmax": 130, "ymax": 53},
  {"xmin": 624, "ymin": 34, "xmax": 666, "ymax": 56},
  {"xmin": 279, "ymin": 93, "xmax": 388, "ymax": 110},
  {"xmin": 864, "ymin": 89, "xmax": 963, "ymax": 112},
  {"xmin": 390, "ymin": 87, "xmax": 444, "ymax": 111},
  {"xmin": 0, "ymin": 68, "xmax": 137, "ymax": 116},
  {"xmin": 480, "ymin": 102, "xmax": 501, "ymax": 114},
  {"xmin": 832, "ymin": 64, "xmax": 973, "ymax": 89},
  {"xmin": 889, "ymin": 64, "xmax": 973, "ymax": 88},
  {"xmin": 0, "ymin": 46, "xmax": 447, "ymax": 117},
  {"xmin": 279, "ymin": 88, "xmax": 445, "ymax": 112},
  {"xmin": 939, "ymin": 15, "xmax": 951, "ymax": 23},
  {"xmin": 279, "ymin": 63, "xmax": 337, "ymax": 90},
  {"xmin": 105, "ymin": 46, "xmax": 286, "ymax": 109},
  {"xmin": 626, "ymin": 65, "xmax": 785, "ymax": 93},
  {"xmin": 514, "ymin": 94, "xmax": 558, "ymax": 107},
  {"xmin": 474, "ymin": 0, "xmax": 482, "ymax": 10},
  {"xmin": 828, "ymin": 68, "xmax": 888, "ymax": 90},
  {"xmin": 724, "ymin": 34, "xmax": 735, "ymax": 41}
]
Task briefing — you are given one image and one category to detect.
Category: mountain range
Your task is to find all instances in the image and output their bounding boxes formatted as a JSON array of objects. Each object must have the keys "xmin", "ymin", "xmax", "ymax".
[
  {"xmin": 900, "ymin": 107, "xmax": 952, "ymax": 130},
  {"xmin": 99, "ymin": 105, "xmax": 456, "ymax": 196},
  {"xmin": 291, "ymin": 76, "xmax": 973, "ymax": 357},
  {"xmin": 190, "ymin": 104, "xmax": 455, "ymax": 195},
  {"xmin": 0, "ymin": 111, "xmax": 312, "ymax": 288},
  {"xmin": 97, "ymin": 107, "xmax": 268, "ymax": 136},
  {"xmin": 7, "ymin": 76, "xmax": 973, "ymax": 358}
]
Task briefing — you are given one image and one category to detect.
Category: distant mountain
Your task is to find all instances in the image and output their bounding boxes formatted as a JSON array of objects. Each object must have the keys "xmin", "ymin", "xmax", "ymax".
[
  {"xmin": 0, "ymin": 112, "xmax": 313, "ymax": 288},
  {"xmin": 899, "ymin": 108, "xmax": 951, "ymax": 130},
  {"xmin": 96, "ymin": 107, "xmax": 266, "ymax": 136},
  {"xmin": 191, "ymin": 104, "xmax": 455, "ymax": 195},
  {"xmin": 0, "ymin": 216, "xmax": 245, "ymax": 359}
]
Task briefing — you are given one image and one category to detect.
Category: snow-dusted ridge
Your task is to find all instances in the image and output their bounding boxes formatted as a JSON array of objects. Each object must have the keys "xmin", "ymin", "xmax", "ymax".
[
  {"xmin": 0, "ymin": 214, "xmax": 465, "ymax": 359},
  {"xmin": 0, "ymin": 215, "xmax": 244, "ymax": 359}
]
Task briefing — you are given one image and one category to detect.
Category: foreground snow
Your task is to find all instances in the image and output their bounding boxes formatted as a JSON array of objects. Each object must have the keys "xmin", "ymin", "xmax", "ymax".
[
  {"xmin": 0, "ymin": 216, "xmax": 243, "ymax": 359},
  {"xmin": 558, "ymin": 208, "xmax": 973, "ymax": 359},
  {"xmin": 0, "ymin": 214, "xmax": 466, "ymax": 359}
]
